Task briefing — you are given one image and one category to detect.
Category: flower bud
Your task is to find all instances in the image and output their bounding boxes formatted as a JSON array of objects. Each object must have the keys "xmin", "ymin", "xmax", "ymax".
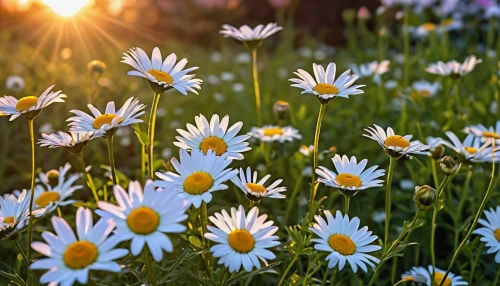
[
  {"xmin": 413, "ymin": 185, "xmax": 437, "ymax": 210},
  {"xmin": 46, "ymin": 169, "xmax": 59, "ymax": 188},
  {"xmin": 87, "ymin": 60, "xmax": 107, "ymax": 74},
  {"xmin": 273, "ymin": 100, "xmax": 291, "ymax": 121},
  {"xmin": 342, "ymin": 9, "xmax": 356, "ymax": 24},
  {"xmin": 430, "ymin": 144, "xmax": 445, "ymax": 159},
  {"xmin": 357, "ymin": 6, "xmax": 371, "ymax": 20},
  {"xmin": 440, "ymin": 156, "xmax": 458, "ymax": 175}
]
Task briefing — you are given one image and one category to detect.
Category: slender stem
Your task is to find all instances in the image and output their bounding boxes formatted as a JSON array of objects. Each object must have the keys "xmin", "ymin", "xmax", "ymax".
[
  {"xmin": 249, "ymin": 200, "xmax": 255, "ymax": 209},
  {"xmin": 14, "ymin": 240, "xmax": 29, "ymax": 267},
  {"xmin": 343, "ymin": 195, "xmax": 350, "ymax": 215},
  {"xmin": 403, "ymin": 5, "xmax": 410, "ymax": 87},
  {"xmin": 494, "ymin": 267, "xmax": 500, "ymax": 286},
  {"xmin": 277, "ymin": 256, "xmax": 298, "ymax": 286},
  {"xmin": 147, "ymin": 92, "xmax": 161, "ymax": 179},
  {"xmin": 26, "ymin": 119, "xmax": 36, "ymax": 286},
  {"xmin": 251, "ymin": 48, "xmax": 262, "ymax": 126},
  {"xmin": 431, "ymin": 175, "xmax": 449, "ymax": 286},
  {"xmin": 77, "ymin": 153, "xmax": 99, "ymax": 202},
  {"xmin": 308, "ymin": 103, "xmax": 327, "ymax": 221},
  {"xmin": 57, "ymin": 207, "xmax": 62, "ymax": 217},
  {"xmin": 201, "ymin": 202, "xmax": 212, "ymax": 278},
  {"xmin": 440, "ymin": 141, "xmax": 497, "ymax": 285},
  {"xmin": 384, "ymin": 157, "xmax": 396, "ymax": 250},
  {"xmin": 430, "ymin": 158, "xmax": 439, "ymax": 191},
  {"xmin": 284, "ymin": 162, "xmax": 304, "ymax": 224},
  {"xmin": 454, "ymin": 170, "xmax": 473, "ymax": 249},
  {"xmin": 469, "ymin": 242, "xmax": 483, "ymax": 284},
  {"xmin": 106, "ymin": 134, "xmax": 118, "ymax": 186},
  {"xmin": 454, "ymin": 80, "xmax": 461, "ymax": 114},
  {"xmin": 143, "ymin": 248, "xmax": 157, "ymax": 286},
  {"xmin": 330, "ymin": 268, "xmax": 337, "ymax": 286},
  {"xmin": 141, "ymin": 143, "xmax": 147, "ymax": 182}
]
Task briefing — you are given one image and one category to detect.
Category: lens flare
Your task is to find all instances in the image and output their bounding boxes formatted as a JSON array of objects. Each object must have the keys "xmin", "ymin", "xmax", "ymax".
[{"xmin": 42, "ymin": 0, "xmax": 90, "ymax": 17}]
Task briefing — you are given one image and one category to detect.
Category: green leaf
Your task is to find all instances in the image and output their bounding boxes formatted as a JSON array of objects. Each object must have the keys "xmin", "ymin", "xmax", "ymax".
[
  {"xmin": 158, "ymin": 249, "xmax": 208, "ymax": 284},
  {"xmin": 189, "ymin": 236, "xmax": 203, "ymax": 248},
  {"xmin": 224, "ymin": 262, "xmax": 281, "ymax": 286},
  {"xmin": 129, "ymin": 268, "xmax": 148, "ymax": 284},
  {"xmin": 176, "ymin": 267, "xmax": 217, "ymax": 286},
  {"xmin": 0, "ymin": 270, "xmax": 27, "ymax": 286},
  {"xmin": 132, "ymin": 124, "xmax": 149, "ymax": 146}
]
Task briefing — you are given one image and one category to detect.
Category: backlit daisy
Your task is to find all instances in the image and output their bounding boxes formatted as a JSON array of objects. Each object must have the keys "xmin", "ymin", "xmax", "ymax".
[
  {"xmin": 174, "ymin": 114, "xmax": 251, "ymax": 160},
  {"xmin": 154, "ymin": 149, "xmax": 237, "ymax": 208},
  {"xmin": 289, "ymin": 63, "xmax": 365, "ymax": 102},
  {"xmin": 5, "ymin": 75, "xmax": 25, "ymax": 92},
  {"xmin": 96, "ymin": 181, "xmax": 189, "ymax": 262},
  {"xmin": 411, "ymin": 80, "xmax": 441, "ymax": 98},
  {"xmin": 204, "ymin": 205, "xmax": 280, "ymax": 272},
  {"xmin": 248, "ymin": 125, "xmax": 302, "ymax": 143},
  {"xmin": 220, "ymin": 23, "xmax": 283, "ymax": 49},
  {"xmin": 0, "ymin": 190, "xmax": 42, "ymax": 239},
  {"xmin": 439, "ymin": 131, "xmax": 499, "ymax": 163},
  {"xmin": 465, "ymin": 121, "xmax": 500, "ymax": 143},
  {"xmin": 473, "ymin": 206, "xmax": 500, "ymax": 262},
  {"xmin": 39, "ymin": 130, "xmax": 104, "ymax": 154},
  {"xmin": 425, "ymin": 55, "xmax": 482, "ymax": 78},
  {"xmin": 316, "ymin": 155, "xmax": 385, "ymax": 196},
  {"xmin": 401, "ymin": 266, "xmax": 430, "ymax": 284},
  {"xmin": 122, "ymin": 47, "xmax": 202, "ymax": 95},
  {"xmin": 68, "ymin": 97, "xmax": 146, "ymax": 134},
  {"xmin": 309, "ymin": 210, "xmax": 382, "ymax": 273},
  {"xmin": 363, "ymin": 124, "xmax": 429, "ymax": 158},
  {"xmin": 0, "ymin": 85, "xmax": 66, "ymax": 121},
  {"xmin": 423, "ymin": 136, "xmax": 446, "ymax": 158},
  {"xmin": 349, "ymin": 60, "xmax": 390, "ymax": 84},
  {"xmin": 231, "ymin": 167, "xmax": 287, "ymax": 201},
  {"xmin": 30, "ymin": 207, "xmax": 128, "ymax": 286}
]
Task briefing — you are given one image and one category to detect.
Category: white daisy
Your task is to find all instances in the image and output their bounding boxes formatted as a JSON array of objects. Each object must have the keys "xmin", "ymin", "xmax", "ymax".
[
  {"xmin": 423, "ymin": 136, "xmax": 445, "ymax": 158},
  {"xmin": 0, "ymin": 190, "xmax": 43, "ymax": 239},
  {"xmin": 220, "ymin": 23, "xmax": 282, "ymax": 47},
  {"xmin": 465, "ymin": 121, "xmax": 500, "ymax": 144},
  {"xmin": 38, "ymin": 130, "xmax": 104, "ymax": 154},
  {"xmin": 441, "ymin": 17, "xmax": 464, "ymax": 31},
  {"xmin": 96, "ymin": 181, "xmax": 188, "ymax": 262},
  {"xmin": 411, "ymin": 80, "xmax": 441, "ymax": 98},
  {"xmin": 289, "ymin": 63, "xmax": 365, "ymax": 101},
  {"xmin": 299, "ymin": 145, "xmax": 314, "ymax": 157},
  {"xmin": 473, "ymin": 206, "xmax": 500, "ymax": 262},
  {"xmin": 67, "ymin": 97, "xmax": 146, "ymax": 133},
  {"xmin": 248, "ymin": 125, "xmax": 302, "ymax": 143},
  {"xmin": 439, "ymin": 131, "xmax": 499, "ymax": 163},
  {"xmin": 30, "ymin": 207, "xmax": 128, "ymax": 286},
  {"xmin": 363, "ymin": 124, "xmax": 430, "ymax": 158},
  {"xmin": 204, "ymin": 205, "xmax": 280, "ymax": 273},
  {"xmin": 231, "ymin": 167, "xmax": 286, "ymax": 201},
  {"xmin": 174, "ymin": 114, "xmax": 251, "ymax": 160},
  {"xmin": 316, "ymin": 154, "xmax": 385, "ymax": 196},
  {"xmin": 154, "ymin": 149, "xmax": 237, "ymax": 208},
  {"xmin": 413, "ymin": 23, "xmax": 440, "ymax": 38},
  {"xmin": 425, "ymin": 55, "xmax": 482, "ymax": 78},
  {"xmin": 427, "ymin": 266, "xmax": 468, "ymax": 286},
  {"xmin": 401, "ymin": 266, "xmax": 430, "ymax": 284},
  {"xmin": 122, "ymin": 47, "xmax": 202, "ymax": 95},
  {"xmin": 349, "ymin": 60, "xmax": 390, "ymax": 84},
  {"xmin": 5, "ymin": 75, "xmax": 25, "ymax": 92},
  {"xmin": 0, "ymin": 85, "xmax": 66, "ymax": 121},
  {"xmin": 309, "ymin": 210, "xmax": 382, "ymax": 273}
]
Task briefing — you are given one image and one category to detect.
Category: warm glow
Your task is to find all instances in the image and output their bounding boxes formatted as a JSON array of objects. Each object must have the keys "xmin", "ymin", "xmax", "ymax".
[{"xmin": 42, "ymin": 0, "xmax": 90, "ymax": 16}]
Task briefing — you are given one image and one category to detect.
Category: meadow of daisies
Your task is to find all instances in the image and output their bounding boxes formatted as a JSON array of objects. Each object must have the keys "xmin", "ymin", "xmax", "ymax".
[{"xmin": 3, "ymin": 1, "xmax": 500, "ymax": 285}]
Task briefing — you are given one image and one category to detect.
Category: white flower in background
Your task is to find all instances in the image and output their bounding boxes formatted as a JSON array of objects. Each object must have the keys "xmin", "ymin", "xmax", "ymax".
[
  {"xmin": 425, "ymin": 55, "xmax": 482, "ymax": 77},
  {"xmin": 290, "ymin": 63, "xmax": 365, "ymax": 101},
  {"xmin": 213, "ymin": 92, "xmax": 225, "ymax": 102},
  {"xmin": 349, "ymin": 60, "xmax": 390, "ymax": 84},
  {"xmin": 428, "ymin": 266, "xmax": 468, "ymax": 286},
  {"xmin": 316, "ymin": 155, "xmax": 385, "ymax": 195},
  {"xmin": 220, "ymin": 23, "xmax": 282, "ymax": 46},
  {"xmin": 221, "ymin": 72, "xmax": 235, "ymax": 81},
  {"xmin": 419, "ymin": 136, "xmax": 445, "ymax": 158},
  {"xmin": 401, "ymin": 266, "xmax": 431, "ymax": 284},
  {"xmin": 439, "ymin": 131, "xmax": 499, "ymax": 163},
  {"xmin": 97, "ymin": 181, "xmax": 189, "ymax": 262},
  {"xmin": 309, "ymin": 210, "xmax": 382, "ymax": 273},
  {"xmin": 30, "ymin": 207, "xmax": 128, "ymax": 285},
  {"xmin": 68, "ymin": 97, "xmax": 145, "ymax": 133},
  {"xmin": 385, "ymin": 80, "xmax": 398, "ymax": 90},
  {"xmin": 211, "ymin": 51, "xmax": 222, "ymax": 63},
  {"xmin": 5, "ymin": 75, "xmax": 25, "ymax": 92},
  {"xmin": 486, "ymin": 5, "xmax": 500, "ymax": 18},
  {"xmin": 411, "ymin": 80, "xmax": 441, "ymax": 98},
  {"xmin": 441, "ymin": 17, "xmax": 464, "ymax": 31},
  {"xmin": 236, "ymin": 53, "xmax": 251, "ymax": 64},
  {"xmin": 204, "ymin": 205, "xmax": 280, "ymax": 272},
  {"xmin": 249, "ymin": 125, "xmax": 302, "ymax": 143},
  {"xmin": 465, "ymin": 120, "xmax": 500, "ymax": 144},
  {"xmin": 232, "ymin": 83, "xmax": 245, "ymax": 92},
  {"xmin": 0, "ymin": 190, "xmax": 43, "ymax": 238},
  {"xmin": 473, "ymin": 206, "xmax": 500, "ymax": 262},
  {"xmin": 299, "ymin": 145, "xmax": 314, "ymax": 157},
  {"xmin": 0, "ymin": 85, "xmax": 66, "ymax": 121},
  {"xmin": 122, "ymin": 47, "xmax": 202, "ymax": 95},
  {"xmin": 38, "ymin": 131, "xmax": 104, "ymax": 154},
  {"xmin": 298, "ymin": 47, "xmax": 313, "ymax": 58},
  {"xmin": 363, "ymin": 124, "xmax": 429, "ymax": 158},
  {"xmin": 174, "ymin": 114, "xmax": 251, "ymax": 160},
  {"xmin": 413, "ymin": 23, "xmax": 439, "ymax": 37},
  {"xmin": 38, "ymin": 122, "xmax": 53, "ymax": 133},
  {"xmin": 155, "ymin": 149, "xmax": 237, "ymax": 208},
  {"xmin": 231, "ymin": 167, "xmax": 287, "ymax": 201}
]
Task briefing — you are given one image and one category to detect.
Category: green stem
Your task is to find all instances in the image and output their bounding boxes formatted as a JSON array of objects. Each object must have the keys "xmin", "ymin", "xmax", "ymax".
[
  {"xmin": 251, "ymin": 48, "xmax": 262, "ymax": 126},
  {"xmin": 403, "ymin": 5, "xmax": 410, "ymax": 87},
  {"xmin": 330, "ymin": 268, "xmax": 337, "ymax": 286},
  {"xmin": 430, "ymin": 158, "xmax": 439, "ymax": 192},
  {"xmin": 201, "ymin": 202, "xmax": 212, "ymax": 278},
  {"xmin": 106, "ymin": 133, "xmax": 118, "ymax": 186},
  {"xmin": 454, "ymin": 80, "xmax": 461, "ymax": 115},
  {"xmin": 284, "ymin": 162, "xmax": 304, "ymax": 224},
  {"xmin": 454, "ymin": 170, "xmax": 473, "ymax": 249},
  {"xmin": 493, "ymin": 267, "xmax": 500, "ymax": 286},
  {"xmin": 277, "ymin": 256, "xmax": 298, "ymax": 286},
  {"xmin": 308, "ymin": 103, "xmax": 327, "ymax": 221},
  {"xmin": 248, "ymin": 200, "xmax": 255, "ymax": 209},
  {"xmin": 147, "ymin": 92, "xmax": 161, "ymax": 179},
  {"xmin": 14, "ymin": 240, "xmax": 29, "ymax": 267},
  {"xmin": 343, "ymin": 195, "xmax": 350, "ymax": 215},
  {"xmin": 77, "ymin": 153, "xmax": 99, "ymax": 202},
  {"xmin": 384, "ymin": 156, "xmax": 396, "ymax": 250},
  {"xmin": 143, "ymin": 248, "xmax": 157, "ymax": 286},
  {"xmin": 469, "ymin": 242, "xmax": 483, "ymax": 284},
  {"xmin": 26, "ymin": 119, "xmax": 35, "ymax": 286}
]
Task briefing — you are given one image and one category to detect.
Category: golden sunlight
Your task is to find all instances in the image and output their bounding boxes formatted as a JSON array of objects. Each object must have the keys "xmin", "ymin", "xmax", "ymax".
[{"xmin": 42, "ymin": 0, "xmax": 90, "ymax": 17}]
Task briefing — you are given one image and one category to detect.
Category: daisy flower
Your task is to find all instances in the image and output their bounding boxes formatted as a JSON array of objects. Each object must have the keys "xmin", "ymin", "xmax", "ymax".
[
  {"xmin": 30, "ymin": 207, "xmax": 128, "ymax": 286},
  {"xmin": 174, "ymin": 114, "xmax": 251, "ymax": 160},
  {"xmin": 401, "ymin": 266, "xmax": 430, "ymax": 284},
  {"xmin": 424, "ymin": 136, "xmax": 445, "ymax": 158},
  {"xmin": 204, "ymin": 205, "xmax": 280, "ymax": 273},
  {"xmin": 154, "ymin": 149, "xmax": 237, "ymax": 208},
  {"xmin": 439, "ymin": 131, "xmax": 499, "ymax": 163},
  {"xmin": 121, "ymin": 47, "xmax": 202, "ymax": 95},
  {"xmin": 220, "ymin": 23, "xmax": 283, "ymax": 49},
  {"xmin": 309, "ymin": 210, "xmax": 382, "ymax": 273},
  {"xmin": 0, "ymin": 190, "xmax": 42, "ymax": 239},
  {"xmin": 465, "ymin": 121, "xmax": 500, "ymax": 143},
  {"xmin": 363, "ymin": 124, "xmax": 429, "ymax": 158},
  {"xmin": 0, "ymin": 85, "xmax": 66, "ymax": 121},
  {"xmin": 248, "ymin": 125, "xmax": 302, "ymax": 143},
  {"xmin": 67, "ymin": 97, "xmax": 146, "ymax": 134},
  {"xmin": 425, "ymin": 55, "xmax": 482, "ymax": 78},
  {"xmin": 316, "ymin": 154, "xmax": 385, "ymax": 196},
  {"xmin": 33, "ymin": 163, "xmax": 82, "ymax": 215},
  {"xmin": 413, "ymin": 23, "xmax": 439, "ymax": 38},
  {"xmin": 428, "ymin": 266, "xmax": 468, "ymax": 286},
  {"xmin": 6, "ymin": 75, "xmax": 25, "ymax": 92},
  {"xmin": 97, "ymin": 181, "xmax": 189, "ymax": 262},
  {"xmin": 349, "ymin": 60, "xmax": 390, "ymax": 84},
  {"xmin": 231, "ymin": 167, "xmax": 287, "ymax": 201},
  {"xmin": 411, "ymin": 80, "xmax": 441, "ymax": 98},
  {"xmin": 474, "ymin": 206, "xmax": 500, "ymax": 262},
  {"xmin": 289, "ymin": 63, "xmax": 365, "ymax": 102},
  {"xmin": 38, "ymin": 130, "xmax": 104, "ymax": 154},
  {"xmin": 441, "ymin": 17, "xmax": 463, "ymax": 32}
]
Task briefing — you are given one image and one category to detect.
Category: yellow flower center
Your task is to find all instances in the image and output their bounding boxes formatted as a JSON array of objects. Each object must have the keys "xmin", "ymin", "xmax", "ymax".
[
  {"xmin": 245, "ymin": 183, "xmax": 267, "ymax": 194},
  {"xmin": 200, "ymin": 136, "xmax": 227, "ymax": 156},
  {"xmin": 434, "ymin": 272, "xmax": 452, "ymax": 286},
  {"xmin": 412, "ymin": 89, "xmax": 431, "ymax": 98},
  {"xmin": 184, "ymin": 172, "xmax": 213, "ymax": 195},
  {"xmin": 3, "ymin": 216, "xmax": 15, "ymax": 225},
  {"xmin": 442, "ymin": 18, "xmax": 454, "ymax": 27},
  {"xmin": 422, "ymin": 23, "xmax": 437, "ymax": 31},
  {"xmin": 263, "ymin": 127, "xmax": 283, "ymax": 136},
  {"xmin": 384, "ymin": 135, "xmax": 410, "ymax": 148},
  {"xmin": 228, "ymin": 229, "xmax": 255, "ymax": 253},
  {"xmin": 328, "ymin": 234, "xmax": 356, "ymax": 255},
  {"xmin": 313, "ymin": 83, "xmax": 339, "ymax": 95},
  {"xmin": 126, "ymin": 207, "xmax": 160, "ymax": 235},
  {"xmin": 16, "ymin": 96, "xmax": 38, "ymax": 112},
  {"xmin": 63, "ymin": 241, "xmax": 98, "ymax": 269},
  {"xmin": 92, "ymin": 114, "xmax": 118, "ymax": 129},
  {"xmin": 465, "ymin": 147, "xmax": 477, "ymax": 154},
  {"xmin": 335, "ymin": 174, "xmax": 362, "ymax": 188},
  {"xmin": 494, "ymin": 228, "xmax": 500, "ymax": 242},
  {"xmin": 403, "ymin": 276, "xmax": 414, "ymax": 281},
  {"xmin": 148, "ymin": 69, "xmax": 174, "ymax": 84},
  {"xmin": 483, "ymin": 131, "xmax": 500, "ymax": 140},
  {"xmin": 35, "ymin": 192, "xmax": 61, "ymax": 207}
]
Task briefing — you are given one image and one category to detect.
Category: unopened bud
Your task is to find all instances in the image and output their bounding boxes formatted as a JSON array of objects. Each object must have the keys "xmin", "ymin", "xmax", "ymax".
[
  {"xmin": 440, "ymin": 156, "xmax": 458, "ymax": 175},
  {"xmin": 87, "ymin": 60, "xmax": 107, "ymax": 74},
  {"xmin": 430, "ymin": 144, "xmax": 445, "ymax": 159},
  {"xmin": 273, "ymin": 100, "xmax": 291, "ymax": 121},
  {"xmin": 342, "ymin": 9, "xmax": 356, "ymax": 24},
  {"xmin": 46, "ymin": 170, "xmax": 59, "ymax": 188},
  {"xmin": 413, "ymin": 185, "xmax": 437, "ymax": 210},
  {"xmin": 358, "ymin": 6, "xmax": 371, "ymax": 20}
]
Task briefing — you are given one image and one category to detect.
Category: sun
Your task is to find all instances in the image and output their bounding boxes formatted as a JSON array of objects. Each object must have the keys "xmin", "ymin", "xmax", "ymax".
[{"xmin": 42, "ymin": 0, "xmax": 90, "ymax": 17}]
